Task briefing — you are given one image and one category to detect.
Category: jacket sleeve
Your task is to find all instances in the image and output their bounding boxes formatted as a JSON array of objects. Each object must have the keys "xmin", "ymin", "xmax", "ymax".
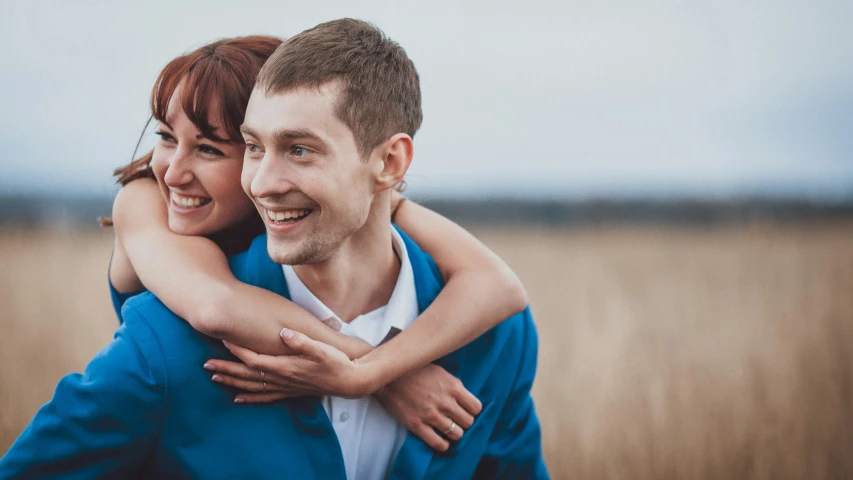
[
  {"xmin": 0, "ymin": 321, "xmax": 166, "ymax": 479},
  {"xmin": 474, "ymin": 309, "xmax": 550, "ymax": 479}
]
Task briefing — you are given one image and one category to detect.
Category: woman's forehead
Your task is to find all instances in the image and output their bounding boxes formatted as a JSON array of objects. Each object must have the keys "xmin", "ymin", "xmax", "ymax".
[{"xmin": 160, "ymin": 83, "xmax": 232, "ymax": 142}]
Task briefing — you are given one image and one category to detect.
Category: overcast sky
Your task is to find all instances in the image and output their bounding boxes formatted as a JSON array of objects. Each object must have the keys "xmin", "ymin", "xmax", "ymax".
[{"xmin": 1, "ymin": 0, "xmax": 851, "ymax": 200}]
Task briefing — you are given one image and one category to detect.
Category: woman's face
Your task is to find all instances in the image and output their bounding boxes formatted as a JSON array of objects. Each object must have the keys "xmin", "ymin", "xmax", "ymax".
[{"xmin": 150, "ymin": 84, "xmax": 256, "ymax": 238}]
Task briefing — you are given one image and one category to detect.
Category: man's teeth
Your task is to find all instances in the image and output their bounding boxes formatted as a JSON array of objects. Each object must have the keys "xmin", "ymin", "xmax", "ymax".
[
  {"xmin": 171, "ymin": 192, "xmax": 209, "ymax": 208},
  {"xmin": 267, "ymin": 209, "xmax": 310, "ymax": 222}
]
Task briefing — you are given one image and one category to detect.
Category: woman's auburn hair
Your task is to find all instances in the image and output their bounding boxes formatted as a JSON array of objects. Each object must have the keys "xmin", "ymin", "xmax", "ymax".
[{"xmin": 112, "ymin": 35, "xmax": 283, "ymax": 187}]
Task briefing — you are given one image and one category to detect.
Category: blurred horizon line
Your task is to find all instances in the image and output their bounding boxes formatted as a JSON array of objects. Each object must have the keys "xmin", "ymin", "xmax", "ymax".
[{"xmin": 2, "ymin": 192, "xmax": 852, "ymax": 229}]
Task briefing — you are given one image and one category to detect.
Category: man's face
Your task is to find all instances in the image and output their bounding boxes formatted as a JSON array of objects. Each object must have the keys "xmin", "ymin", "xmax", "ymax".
[{"xmin": 240, "ymin": 82, "xmax": 377, "ymax": 265}]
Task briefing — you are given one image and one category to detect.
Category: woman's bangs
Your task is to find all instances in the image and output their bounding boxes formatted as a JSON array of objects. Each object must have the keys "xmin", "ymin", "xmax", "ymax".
[
  {"xmin": 180, "ymin": 60, "xmax": 245, "ymax": 144},
  {"xmin": 150, "ymin": 56, "xmax": 244, "ymax": 145},
  {"xmin": 151, "ymin": 52, "xmax": 192, "ymax": 123}
]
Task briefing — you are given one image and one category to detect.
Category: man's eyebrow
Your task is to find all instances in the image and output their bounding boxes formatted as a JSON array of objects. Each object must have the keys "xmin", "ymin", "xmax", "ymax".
[
  {"xmin": 239, "ymin": 126, "xmax": 325, "ymax": 146},
  {"xmin": 272, "ymin": 128, "xmax": 324, "ymax": 144}
]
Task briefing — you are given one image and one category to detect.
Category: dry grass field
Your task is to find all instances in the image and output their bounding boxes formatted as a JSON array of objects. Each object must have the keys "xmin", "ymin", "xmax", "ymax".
[{"xmin": 2, "ymin": 222, "xmax": 853, "ymax": 479}]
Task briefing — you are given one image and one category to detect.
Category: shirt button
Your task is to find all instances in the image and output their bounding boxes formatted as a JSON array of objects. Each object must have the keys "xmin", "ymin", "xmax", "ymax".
[{"xmin": 340, "ymin": 412, "xmax": 350, "ymax": 422}]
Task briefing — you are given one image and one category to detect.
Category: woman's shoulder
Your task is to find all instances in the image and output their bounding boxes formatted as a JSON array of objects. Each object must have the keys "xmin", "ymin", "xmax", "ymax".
[
  {"xmin": 112, "ymin": 178, "xmax": 161, "ymax": 221},
  {"xmin": 108, "ymin": 239, "xmax": 145, "ymax": 323},
  {"xmin": 109, "ymin": 278, "xmax": 146, "ymax": 323}
]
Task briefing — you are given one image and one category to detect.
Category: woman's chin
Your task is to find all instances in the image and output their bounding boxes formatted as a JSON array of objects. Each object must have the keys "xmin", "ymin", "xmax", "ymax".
[{"xmin": 168, "ymin": 218, "xmax": 212, "ymax": 237}]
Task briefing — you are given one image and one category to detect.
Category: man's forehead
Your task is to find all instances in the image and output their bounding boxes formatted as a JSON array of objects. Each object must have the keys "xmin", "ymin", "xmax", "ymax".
[
  {"xmin": 254, "ymin": 78, "xmax": 344, "ymax": 100},
  {"xmin": 243, "ymin": 83, "xmax": 348, "ymax": 139}
]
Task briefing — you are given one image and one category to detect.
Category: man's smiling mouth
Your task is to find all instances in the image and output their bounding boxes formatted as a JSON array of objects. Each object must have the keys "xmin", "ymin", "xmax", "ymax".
[{"xmin": 266, "ymin": 208, "xmax": 312, "ymax": 225}]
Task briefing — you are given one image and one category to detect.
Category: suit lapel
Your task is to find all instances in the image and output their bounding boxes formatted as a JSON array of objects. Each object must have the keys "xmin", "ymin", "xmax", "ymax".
[
  {"xmin": 240, "ymin": 234, "xmax": 292, "ymax": 299},
  {"xmin": 232, "ymin": 235, "xmax": 349, "ymax": 476},
  {"xmin": 390, "ymin": 226, "xmax": 464, "ymax": 480},
  {"xmin": 239, "ymin": 230, "xmax": 455, "ymax": 480}
]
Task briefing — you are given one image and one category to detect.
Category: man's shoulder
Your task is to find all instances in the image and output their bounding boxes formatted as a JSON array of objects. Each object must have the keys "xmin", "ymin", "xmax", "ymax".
[
  {"xmin": 486, "ymin": 306, "xmax": 538, "ymax": 358},
  {"xmin": 226, "ymin": 233, "xmax": 270, "ymax": 284},
  {"xmin": 118, "ymin": 232, "xmax": 268, "ymax": 326},
  {"xmin": 395, "ymin": 224, "xmax": 535, "ymax": 342},
  {"xmin": 122, "ymin": 291, "xmax": 181, "ymax": 328},
  {"xmin": 120, "ymin": 292, "xmax": 207, "ymax": 357}
]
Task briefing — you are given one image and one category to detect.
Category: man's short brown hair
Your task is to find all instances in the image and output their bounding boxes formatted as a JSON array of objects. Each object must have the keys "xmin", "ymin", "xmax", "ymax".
[{"xmin": 256, "ymin": 18, "xmax": 422, "ymax": 158}]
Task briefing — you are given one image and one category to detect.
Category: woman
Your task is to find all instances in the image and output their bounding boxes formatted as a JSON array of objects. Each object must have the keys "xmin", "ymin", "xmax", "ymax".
[{"xmin": 108, "ymin": 35, "xmax": 527, "ymax": 452}]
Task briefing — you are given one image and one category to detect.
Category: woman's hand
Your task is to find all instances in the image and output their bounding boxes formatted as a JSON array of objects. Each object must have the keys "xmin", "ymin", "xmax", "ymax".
[
  {"xmin": 204, "ymin": 328, "xmax": 484, "ymax": 452},
  {"xmin": 375, "ymin": 364, "xmax": 483, "ymax": 452},
  {"xmin": 203, "ymin": 328, "xmax": 378, "ymax": 402}
]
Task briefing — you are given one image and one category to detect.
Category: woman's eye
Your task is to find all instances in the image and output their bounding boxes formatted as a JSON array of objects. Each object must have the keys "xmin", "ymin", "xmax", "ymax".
[
  {"xmin": 199, "ymin": 145, "xmax": 224, "ymax": 156},
  {"xmin": 154, "ymin": 131, "xmax": 176, "ymax": 143},
  {"xmin": 246, "ymin": 143, "xmax": 262, "ymax": 154}
]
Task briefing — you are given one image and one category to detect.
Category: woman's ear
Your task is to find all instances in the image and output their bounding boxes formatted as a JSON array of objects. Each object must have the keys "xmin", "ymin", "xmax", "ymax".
[{"xmin": 373, "ymin": 133, "xmax": 413, "ymax": 193}]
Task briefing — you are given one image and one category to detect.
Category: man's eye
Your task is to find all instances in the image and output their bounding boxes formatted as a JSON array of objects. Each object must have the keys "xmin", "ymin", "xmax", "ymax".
[
  {"xmin": 246, "ymin": 143, "xmax": 262, "ymax": 153},
  {"xmin": 292, "ymin": 146, "xmax": 309, "ymax": 157}
]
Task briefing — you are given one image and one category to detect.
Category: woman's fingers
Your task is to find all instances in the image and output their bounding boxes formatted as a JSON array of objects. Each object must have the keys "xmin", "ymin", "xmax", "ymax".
[
  {"xmin": 205, "ymin": 360, "xmax": 260, "ymax": 380},
  {"xmin": 210, "ymin": 332, "xmax": 366, "ymax": 398},
  {"xmin": 420, "ymin": 407, "xmax": 466, "ymax": 442},
  {"xmin": 210, "ymin": 373, "xmax": 285, "ymax": 393},
  {"xmin": 280, "ymin": 329, "xmax": 326, "ymax": 360},
  {"xmin": 413, "ymin": 423, "xmax": 450, "ymax": 452},
  {"xmin": 234, "ymin": 392, "xmax": 291, "ymax": 404},
  {"xmin": 443, "ymin": 401, "xmax": 475, "ymax": 430},
  {"xmin": 454, "ymin": 383, "xmax": 483, "ymax": 417},
  {"xmin": 221, "ymin": 341, "xmax": 287, "ymax": 374},
  {"xmin": 432, "ymin": 414, "xmax": 465, "ymax": 442},
  {"xmin": 205, "ymin": 360, "xmax": 289, "ymax": 387}
]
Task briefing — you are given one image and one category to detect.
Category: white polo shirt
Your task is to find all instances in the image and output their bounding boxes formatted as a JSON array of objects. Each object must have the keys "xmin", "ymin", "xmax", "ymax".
[{"xmin": 282, "ymin": 227, "xmax": 419, "ymax": 480}]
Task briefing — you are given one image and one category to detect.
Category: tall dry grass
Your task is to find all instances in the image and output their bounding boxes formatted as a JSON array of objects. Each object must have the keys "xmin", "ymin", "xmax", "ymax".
[{"xmin": 1, "ymin": 222, "xmax": 853, "ymax": 479}]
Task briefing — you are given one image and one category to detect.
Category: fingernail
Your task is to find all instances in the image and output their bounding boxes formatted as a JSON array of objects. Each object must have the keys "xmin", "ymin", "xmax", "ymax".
[
  {"xmin": 211, "ymin": 375, "xmax": 222, "ymax": 383},
  {"xmin": 222, "ymin": 340, "xmax": 230, "ymax": 348},
  {"xmin": 234, "ymin": 398, "xmax": 244, "ymax": 404},
  {"xmin": 280, "ymin": 328, "xmax": 294, "ymax": 341},
  {"xmin": 203, "ymin": 363, "xmax": 216, "ymax": 371}
]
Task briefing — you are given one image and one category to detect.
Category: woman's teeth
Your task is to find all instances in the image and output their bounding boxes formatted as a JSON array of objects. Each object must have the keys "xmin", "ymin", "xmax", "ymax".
[
  {"xmin": 171, "ymin": 192, "xmax": 211, "ymax": 208},
  {"xmin": 267, "ymin": 209, "xmax": 311, "ymax": 223}
]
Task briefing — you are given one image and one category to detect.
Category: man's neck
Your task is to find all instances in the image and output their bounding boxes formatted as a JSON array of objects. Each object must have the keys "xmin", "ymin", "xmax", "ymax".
[
  {"xmin": 210, "ymin": 215, "xmax": 265, "ymax": 256},
  {"xmin": 292, "ymin": 198, "xmax": 400, "ymax": 323}
]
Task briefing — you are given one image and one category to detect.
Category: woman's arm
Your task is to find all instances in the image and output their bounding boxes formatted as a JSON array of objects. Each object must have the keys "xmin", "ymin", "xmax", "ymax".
[
  {"xmin": 206, "ymin": 193, "xmax": 529, "ymax": 394},
  {"xmin": 111, "ymin": 178, "xmax": 372, "ymax": 357},
  {"xmin": 356, "ymin": 195, "xmax": 529, "ymax": 392}
]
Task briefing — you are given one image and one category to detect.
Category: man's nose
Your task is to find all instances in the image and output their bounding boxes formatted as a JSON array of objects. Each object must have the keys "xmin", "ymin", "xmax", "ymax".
[
  {"xmin": 250, "ymin": 154, "xmax": 293, "ymax": 199},
  {"xmin": 163, "ymin": 147, "xmax": 194, "ymax": 187}
]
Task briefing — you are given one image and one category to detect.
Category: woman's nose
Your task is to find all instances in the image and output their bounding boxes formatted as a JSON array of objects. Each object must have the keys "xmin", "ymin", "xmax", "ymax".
[{"xmin": 163, "ymin": 148, "xmax": 194, "ymax": 187}]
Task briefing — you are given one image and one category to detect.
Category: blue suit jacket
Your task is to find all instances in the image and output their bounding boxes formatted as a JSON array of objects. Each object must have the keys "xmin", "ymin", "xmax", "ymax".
[{"xmin": 0, "ymin": 229, "xmax": 548, "ymax": 479}]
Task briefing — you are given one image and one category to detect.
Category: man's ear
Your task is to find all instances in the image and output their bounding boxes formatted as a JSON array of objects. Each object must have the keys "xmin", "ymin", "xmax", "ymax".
[{"xmin": 373, "ymin": 133, "xmax": 413, "ymax": 193}]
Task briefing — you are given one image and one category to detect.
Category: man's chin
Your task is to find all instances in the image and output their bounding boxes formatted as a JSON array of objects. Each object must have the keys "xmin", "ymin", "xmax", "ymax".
[
  {"xmin": 266, "ymin": 236, "xmax": 327, "ymax": 266},
  {"xmin": 265, "ymin": 241, "xmax": 292, "ymax": 265},
  {"xmin": 264, "ymin": 237, "xmax": 302, "ymax": 265}
]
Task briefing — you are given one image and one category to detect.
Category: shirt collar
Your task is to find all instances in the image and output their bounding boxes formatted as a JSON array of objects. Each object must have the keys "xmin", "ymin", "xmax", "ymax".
[
  {"xmin": 384, "ymin": 227, "xmax": 419, "ymax": 332},
  {"xmin": 281, "ymin": 226, "xmax": 419, "ymax": 343}
]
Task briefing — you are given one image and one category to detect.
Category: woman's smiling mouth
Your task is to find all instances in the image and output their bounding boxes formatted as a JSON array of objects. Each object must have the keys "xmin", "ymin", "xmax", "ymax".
[{"xmin": 170, "ymin": 191, "xmax": 212, "ymax": 212}]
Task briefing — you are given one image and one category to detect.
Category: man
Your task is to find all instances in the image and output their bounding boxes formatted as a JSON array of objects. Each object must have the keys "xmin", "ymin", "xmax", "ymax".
[{"xmin": 0, "ymin": 19, "xmax": 547, "ymax": 479}]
